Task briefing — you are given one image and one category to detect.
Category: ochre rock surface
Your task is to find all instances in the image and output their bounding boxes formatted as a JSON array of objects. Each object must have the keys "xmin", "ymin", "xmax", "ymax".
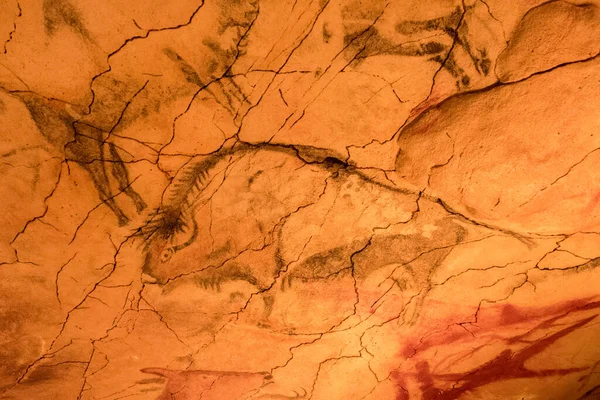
[{"xmin": 1, "ymin": 0, "xmax": 600, "ymax": 399}]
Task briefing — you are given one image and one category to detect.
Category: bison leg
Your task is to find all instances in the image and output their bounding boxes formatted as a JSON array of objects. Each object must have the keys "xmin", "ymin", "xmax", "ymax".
[
  {"xmin": 257, "ymin": 293, "xmax": 275, "ymax": 328},
  {"xmin": 84, "ymin": 160, "xmax": 130, "ymax": 226},
  {"xmin": 108, "ymin": 143, "xmax": 147, "ymax": 213}
]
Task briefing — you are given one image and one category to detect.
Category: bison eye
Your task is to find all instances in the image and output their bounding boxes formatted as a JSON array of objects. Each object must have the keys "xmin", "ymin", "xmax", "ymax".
[{"xmin": 160, "ymin": 248, "xmax": 175, "ymax": 263}]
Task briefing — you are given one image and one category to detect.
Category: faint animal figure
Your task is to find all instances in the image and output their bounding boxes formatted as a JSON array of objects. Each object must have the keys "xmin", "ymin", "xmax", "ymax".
[
  {"xmin": 137, "ymin": 144, "xmax": 466, "ymax": 327},
  {"xmin": 139, "ymin": 367, "xmax": 273, "ymax": 400},
  {"xmin": 13, "ymin": 0, "xmax": 262, "ymax": 226},
  {"xmin": 18, "ymin": 93, "xmax": 147, "ymax": 225},
  {"xmin": 137, "ymin": 144, "xmax": 292, "ymax": 324},
  {"xmin": 342, "ymin": 2, "xmax": 491, "ymax": 89}
]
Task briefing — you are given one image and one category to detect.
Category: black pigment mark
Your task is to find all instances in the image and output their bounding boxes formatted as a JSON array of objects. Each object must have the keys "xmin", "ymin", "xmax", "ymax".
[
  {"xmin": 43, "ymin": 0, "xmax": 92, "ymax": 41},
  {"xmin": 344, "ymin": 5, "xmax": 492, "ymax": 89}
]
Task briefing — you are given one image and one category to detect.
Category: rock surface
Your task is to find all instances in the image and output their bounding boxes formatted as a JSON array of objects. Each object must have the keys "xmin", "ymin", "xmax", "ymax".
[{"xmin": 1, "ymin": 0, "xmax": 600, "ymax": 399}]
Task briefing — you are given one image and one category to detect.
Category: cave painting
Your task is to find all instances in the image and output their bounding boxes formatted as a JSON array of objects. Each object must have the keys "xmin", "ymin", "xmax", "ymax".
[{"xmin": 2, "ymin": 0, "xmax": 600, "ymax": 399}]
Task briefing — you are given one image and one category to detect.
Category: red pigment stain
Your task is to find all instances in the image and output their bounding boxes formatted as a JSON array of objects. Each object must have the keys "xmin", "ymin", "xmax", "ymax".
[
  {"xmin": 498, "ymin": 297, "xmax": 598, "ymax": 326},
  {"xmin": 408, "ymin": 94, "xmax": 443, "ymax": 122},
  {"xmin": 584, "ymin": 191, "xmax": 600, "ymax": 214},
  {"xmin": 395, "ymin": 297, "xmax": 599, "ymax": 362},
  {"xmin": 390, "ymin": 370, "xmax": 410, "ymax": 400},
  {"xmin": 392, "ymin": 298, "xmax": 600, "ymax": 399}
]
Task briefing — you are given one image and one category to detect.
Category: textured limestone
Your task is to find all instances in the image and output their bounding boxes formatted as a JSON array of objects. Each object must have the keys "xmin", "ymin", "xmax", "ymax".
[{"xmin": 1, "ymin": 0, "xmax": 600, "ymax": 399}]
